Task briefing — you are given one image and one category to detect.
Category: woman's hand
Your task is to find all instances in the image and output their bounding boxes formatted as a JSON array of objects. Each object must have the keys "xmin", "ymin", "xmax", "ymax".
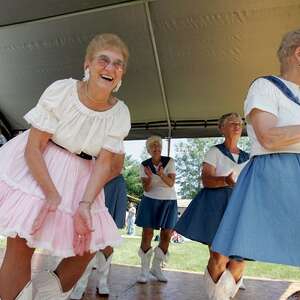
[
  {"xmin": 144, "ymin": 166, "xmax": 152, "ymax": 178},
  {"xmin": 157, "ymin": 163, "xmax": 164, "ymax": 177},
  {"xmin": 73, "ymin": 202, "xmax": 94, "ymax": 256},
  {"xmin": 31, "ymin": 193, "xmax": 61, "ymax": 235},
  {"xmin": 225, "ymin": 172, "xmax": 235, "ymax": 187}
]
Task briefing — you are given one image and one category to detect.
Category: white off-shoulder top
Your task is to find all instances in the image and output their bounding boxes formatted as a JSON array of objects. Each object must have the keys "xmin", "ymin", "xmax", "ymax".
[{"xmin": 24, "ymin": 78, "xmax": 131, "ymax": 157}]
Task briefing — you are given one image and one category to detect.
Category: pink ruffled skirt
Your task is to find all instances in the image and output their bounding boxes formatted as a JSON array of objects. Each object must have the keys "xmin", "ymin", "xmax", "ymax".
[{"xmin": 0, "ymin": 131, "xmax": 122, "ymax": 257}]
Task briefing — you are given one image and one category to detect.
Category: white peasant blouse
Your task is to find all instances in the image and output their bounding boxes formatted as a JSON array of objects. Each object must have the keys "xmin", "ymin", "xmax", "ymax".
[{"xmin": 24, "ymin": 78, "xmax": 131, "ymax": 157}]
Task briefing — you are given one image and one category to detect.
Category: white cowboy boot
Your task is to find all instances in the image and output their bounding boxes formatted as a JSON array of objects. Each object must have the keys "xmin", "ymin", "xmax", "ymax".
[
  {"xmin": 239, "ymin": 277, "xmax": 246, "ymax": 290},
  {"xmin": 137, "ymin": 247, "xmax": 153, "ymax": 283},
  {"xmin": 0, "ymin": 282, "xmax": 33, "ymax": 300},
  {"xmin": 217, "ymin": 269, "xmax": 242, "ymax": 299},
  {"xmin": 15, "ymin": 281, "xmax": 32, "ymax": 300},
  {"xmin": 203, "ymin": 268, "xmax": 216, "ymax": 300},
  {"xmin": 96, "ymin": 252, "xmax": 113, "ymax": 296},
  {"xmin": 32, "ymin": 271, "xmax": 72, "ymax": 300},
  {"xmin": 150, "ymin": 246, "xmax": 168, "ymax": 282},
  {"xmin": 69, "ymin": 257, "xmax": 95, "ymax": 299}
]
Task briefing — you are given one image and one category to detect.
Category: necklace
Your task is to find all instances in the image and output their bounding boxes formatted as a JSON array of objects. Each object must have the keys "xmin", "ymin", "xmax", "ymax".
[{"xmin": 85, "ymin": 82, "xmax": 114, "ymax": 105}]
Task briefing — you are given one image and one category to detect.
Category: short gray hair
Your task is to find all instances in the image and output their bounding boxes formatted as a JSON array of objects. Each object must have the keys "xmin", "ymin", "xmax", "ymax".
[
  {"xmin": 218, "ymin": 112, "xmax": 242, "ymax": 128},
  {"xmin": 277, "ymin": 28, "xmax": 300, "ymax": 65},
  {"xmin": 146, "ymin": 135, "xmax": 162, "ymax": 152}
]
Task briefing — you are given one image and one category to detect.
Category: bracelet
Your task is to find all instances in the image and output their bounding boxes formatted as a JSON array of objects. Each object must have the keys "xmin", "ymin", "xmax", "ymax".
[{"xmin": 79, "ymin": 200, "xmax": 92, "ymax": 208}]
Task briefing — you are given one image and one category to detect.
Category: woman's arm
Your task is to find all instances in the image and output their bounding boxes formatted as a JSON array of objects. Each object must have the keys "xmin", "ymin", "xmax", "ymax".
[
  {"xmin": 107, "ymin": 153, "xmax": 125, "ymax": 182},
  {"xmin": 73, "ymin": 148, "xmax": 115, "ymax": 255},
  {"xmin": 25, "ymin": 128, "xmax": 60, "ymax": 202},
  {"xmin": 141, "ymin": 166, "xmax": 153, "ymax": 192},
  {"xmin": 156, "ymin": 160, "xmax": 176, "ymax": 187},
  {"xmin": 250, "ymin": 109, "xmax": 300, "ymax": 150},
  {"xmin": 202, "ymin": 163, "xmax": 235, "ymax": 188},
  {"xmin": 158, "ymin": 172, "xmax": 175, "ymax": 187},
  {"xmin": 80, "ymin": 148, "xmax": 114, "ymax": 205},
  {"xmin": 25, "ymin": 128, "xmax": 62, "ymax": 234}
]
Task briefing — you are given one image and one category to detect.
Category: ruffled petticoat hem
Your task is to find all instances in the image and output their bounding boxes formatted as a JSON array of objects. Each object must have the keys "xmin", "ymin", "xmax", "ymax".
[{"xmin": 0, "ymin": 229, "xmax": 123, "ymax": 258}]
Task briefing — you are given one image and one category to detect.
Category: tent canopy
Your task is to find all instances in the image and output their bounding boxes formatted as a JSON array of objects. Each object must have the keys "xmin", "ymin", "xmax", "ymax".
[{"xmin": 0, "ymin": 0, "xmax": 299, "ymax": 139}]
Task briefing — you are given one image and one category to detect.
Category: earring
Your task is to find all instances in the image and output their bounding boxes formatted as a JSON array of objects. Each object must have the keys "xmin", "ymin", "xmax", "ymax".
[
  {"xmin": 113, "ymin": 80, "xmax": 122, "ymax": 93},
  {"xmin": 83, "ymin": 68, "xmax": 90, "ymax": 81}
]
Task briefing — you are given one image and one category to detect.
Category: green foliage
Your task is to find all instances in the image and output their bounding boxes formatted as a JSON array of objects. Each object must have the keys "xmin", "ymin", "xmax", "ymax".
[
  {"xmin": 175, "ymin": 138, "xmax": 223, "ymax": 199},
  {"xmin": 238, "ymin": 136, "xmax": 251, "ymax": 153},
  {"xmin": 174, "ymin": 137, "xmax": 251, "ymax": 199},
  {"xmin": 140, "ymin": 145, "xmax": 149, "ymax": 161},
  {"xmin": 123, "ymin": 155, "xmax": 143, "ymax": 199}
]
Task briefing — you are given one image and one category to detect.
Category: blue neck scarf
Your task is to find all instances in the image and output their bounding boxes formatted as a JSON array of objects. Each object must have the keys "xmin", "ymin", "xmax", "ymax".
[
  {"xmin": 215, "ymin": 143, "xmax": 249, "ymax": 164},
  {"xmin": 142, "ymin": 156, "xmax": 171, "ymax": 175}
]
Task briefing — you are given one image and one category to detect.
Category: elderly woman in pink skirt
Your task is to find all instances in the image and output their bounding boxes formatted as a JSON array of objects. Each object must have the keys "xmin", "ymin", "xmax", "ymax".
[{"xmin": 0, "ymin": 33, "xmax": 130, "ymax": 300}]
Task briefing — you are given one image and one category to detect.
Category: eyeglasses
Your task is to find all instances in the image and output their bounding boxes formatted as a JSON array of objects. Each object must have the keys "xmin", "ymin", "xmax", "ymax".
[
  {"xmin": 227, "ymin": 121, "xmax": 243, "ymax": 127},
  {"xmin": 94, "ymin": 55, "xmax": 125, "ymax": 71}
]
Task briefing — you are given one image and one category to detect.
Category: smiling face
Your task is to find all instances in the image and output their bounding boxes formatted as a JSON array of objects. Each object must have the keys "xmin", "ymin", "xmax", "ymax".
[
  {"xmin": 85, "ymin": 48, "xmax": 125, "ymax": 93},
  {"xmin": 148, "ymin": 141, "xmax": 162, "ymax": 161}
]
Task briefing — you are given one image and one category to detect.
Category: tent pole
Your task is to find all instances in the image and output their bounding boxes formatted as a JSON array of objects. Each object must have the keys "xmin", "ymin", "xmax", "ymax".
[{"xmin": 144, "ymin": 1, "xmax": 172, "ymax": 140}]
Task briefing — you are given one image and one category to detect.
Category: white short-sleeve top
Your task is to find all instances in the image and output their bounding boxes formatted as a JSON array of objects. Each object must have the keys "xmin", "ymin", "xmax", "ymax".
[
  {"xmin": 24, "ymin": 79, "xmax": 131, "ymax": 157},
  {"xmin": 204, "ymin": 145, "xmax": 249, "ymax": 182},
  {"xmin": 244, "ymin": 76, "xmax": 300, "ymax": 156},
  {"xmin": 140, "ymin": 157, "xmax": 177, "ymax": 200}
]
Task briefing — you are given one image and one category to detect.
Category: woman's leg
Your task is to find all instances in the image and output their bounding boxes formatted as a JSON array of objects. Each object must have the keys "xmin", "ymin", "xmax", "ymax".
[
  {"xmin": 33, "ymin": 252, "xmax": 96, "ymax": 300},
  {"xmin": 203, "ymin": 250, "xmax": 229, "ymax": 300},
  {"xmin": 207, "ymin": 250, "xmax": 229, "ymax": 282},
  {"xmin": 0, "ymin": 236, "xmax": 34, "ymax": 300},
  {"xmin": 69, "ymin": 252, "xmax": 97, "ymax": 299},
  {"xmin": 158, "ymin": 229, "xmax": 172, "ymax": 254},
  {"xmin": 55, "ymin": 252, "xmax": 96, "ymax": 292},
  {"xmin": 205, "ymin": 250, "xmax": 244, "ymax": 299},
  {"xmin": 140, "ymin": 228, "xmax": 154, "ymax": 252},
  {"xmin": 227, "ymin": 259, "xmax": 245, "ymax": 282}
]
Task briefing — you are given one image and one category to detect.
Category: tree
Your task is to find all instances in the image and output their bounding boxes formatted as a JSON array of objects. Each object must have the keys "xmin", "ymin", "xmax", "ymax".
[
  {"xmin": 123, "ymin": 155, "xmax": 143, "ymax": 199},
  {"xmin": 174, "ymin": 137, "xmax": 250, "ymax": 199},
  {"xmin": 175, "ymin": 138, "xmax": 223, "ymax": 199}
]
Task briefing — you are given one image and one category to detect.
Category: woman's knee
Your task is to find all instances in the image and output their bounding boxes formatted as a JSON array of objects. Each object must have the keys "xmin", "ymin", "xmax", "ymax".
[
  {"xmin": 4, "ymin": 236, "xmax": 34, "ymax": 264},
  {"xmin": 101, "ymin": 246, "xmax": 114, "ymax": 257},
  {"xmin": 56, "ymin": 252, "xmax": 95, "ymax": 277}
]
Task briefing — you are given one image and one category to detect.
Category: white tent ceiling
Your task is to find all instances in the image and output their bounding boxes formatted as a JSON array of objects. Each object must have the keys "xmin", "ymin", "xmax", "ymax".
[{"xmin": 0, "ymin": 0, "xmax": 299, "ymax": 139}]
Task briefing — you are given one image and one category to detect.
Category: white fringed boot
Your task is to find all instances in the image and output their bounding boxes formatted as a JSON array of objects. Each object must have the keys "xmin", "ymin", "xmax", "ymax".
[
  {"xmin": 150, "ymin": 246, "xmax": 168, "ymax": 282},
  {"xmin": 203, "ymin": 268, "xmax": 216, "ymax": 300},
  {"xmin": 203, "ymin": 268, "xmax": 243, "ymax": 300},
  {"xmin": 14, "ymin": 281, "xmax": 32, "ymax": 300},
  {"xmin": 137, "ymin": 248, "xmax": 153, "ymax": 283},
  {"xmin": 217, "ymin": 269, "xmax": 243, "ymax": 300},
  {"xmin": 32, "ymin": 271, "xmax": 73, "ymax": 300},
  {"xmin": 69, "ymin": 256, "xmax": 95, "ymax": 299},
  {"xmin": 0, "ymin": 281, "xmax": 33, "ymax": 300},
  {"xmin": 239, "ymin": 277, "xmax": 246, "ymax": 290},
  {"xmin": 217, "ymin": 269, "xmax": 243, "ymax": 299},
  {"xmin": 96, "ymin": 252, "xmax": 113, "ymax": 296}
]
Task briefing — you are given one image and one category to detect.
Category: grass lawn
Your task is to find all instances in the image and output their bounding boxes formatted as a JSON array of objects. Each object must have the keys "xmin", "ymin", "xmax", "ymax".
[
  {"xmin": 113, "ymin": 228, "xmax": 300, "ymax": 281},
  {"xmin": 1, "ymin": 230, "xmax": 300, "ymax": 281}
]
